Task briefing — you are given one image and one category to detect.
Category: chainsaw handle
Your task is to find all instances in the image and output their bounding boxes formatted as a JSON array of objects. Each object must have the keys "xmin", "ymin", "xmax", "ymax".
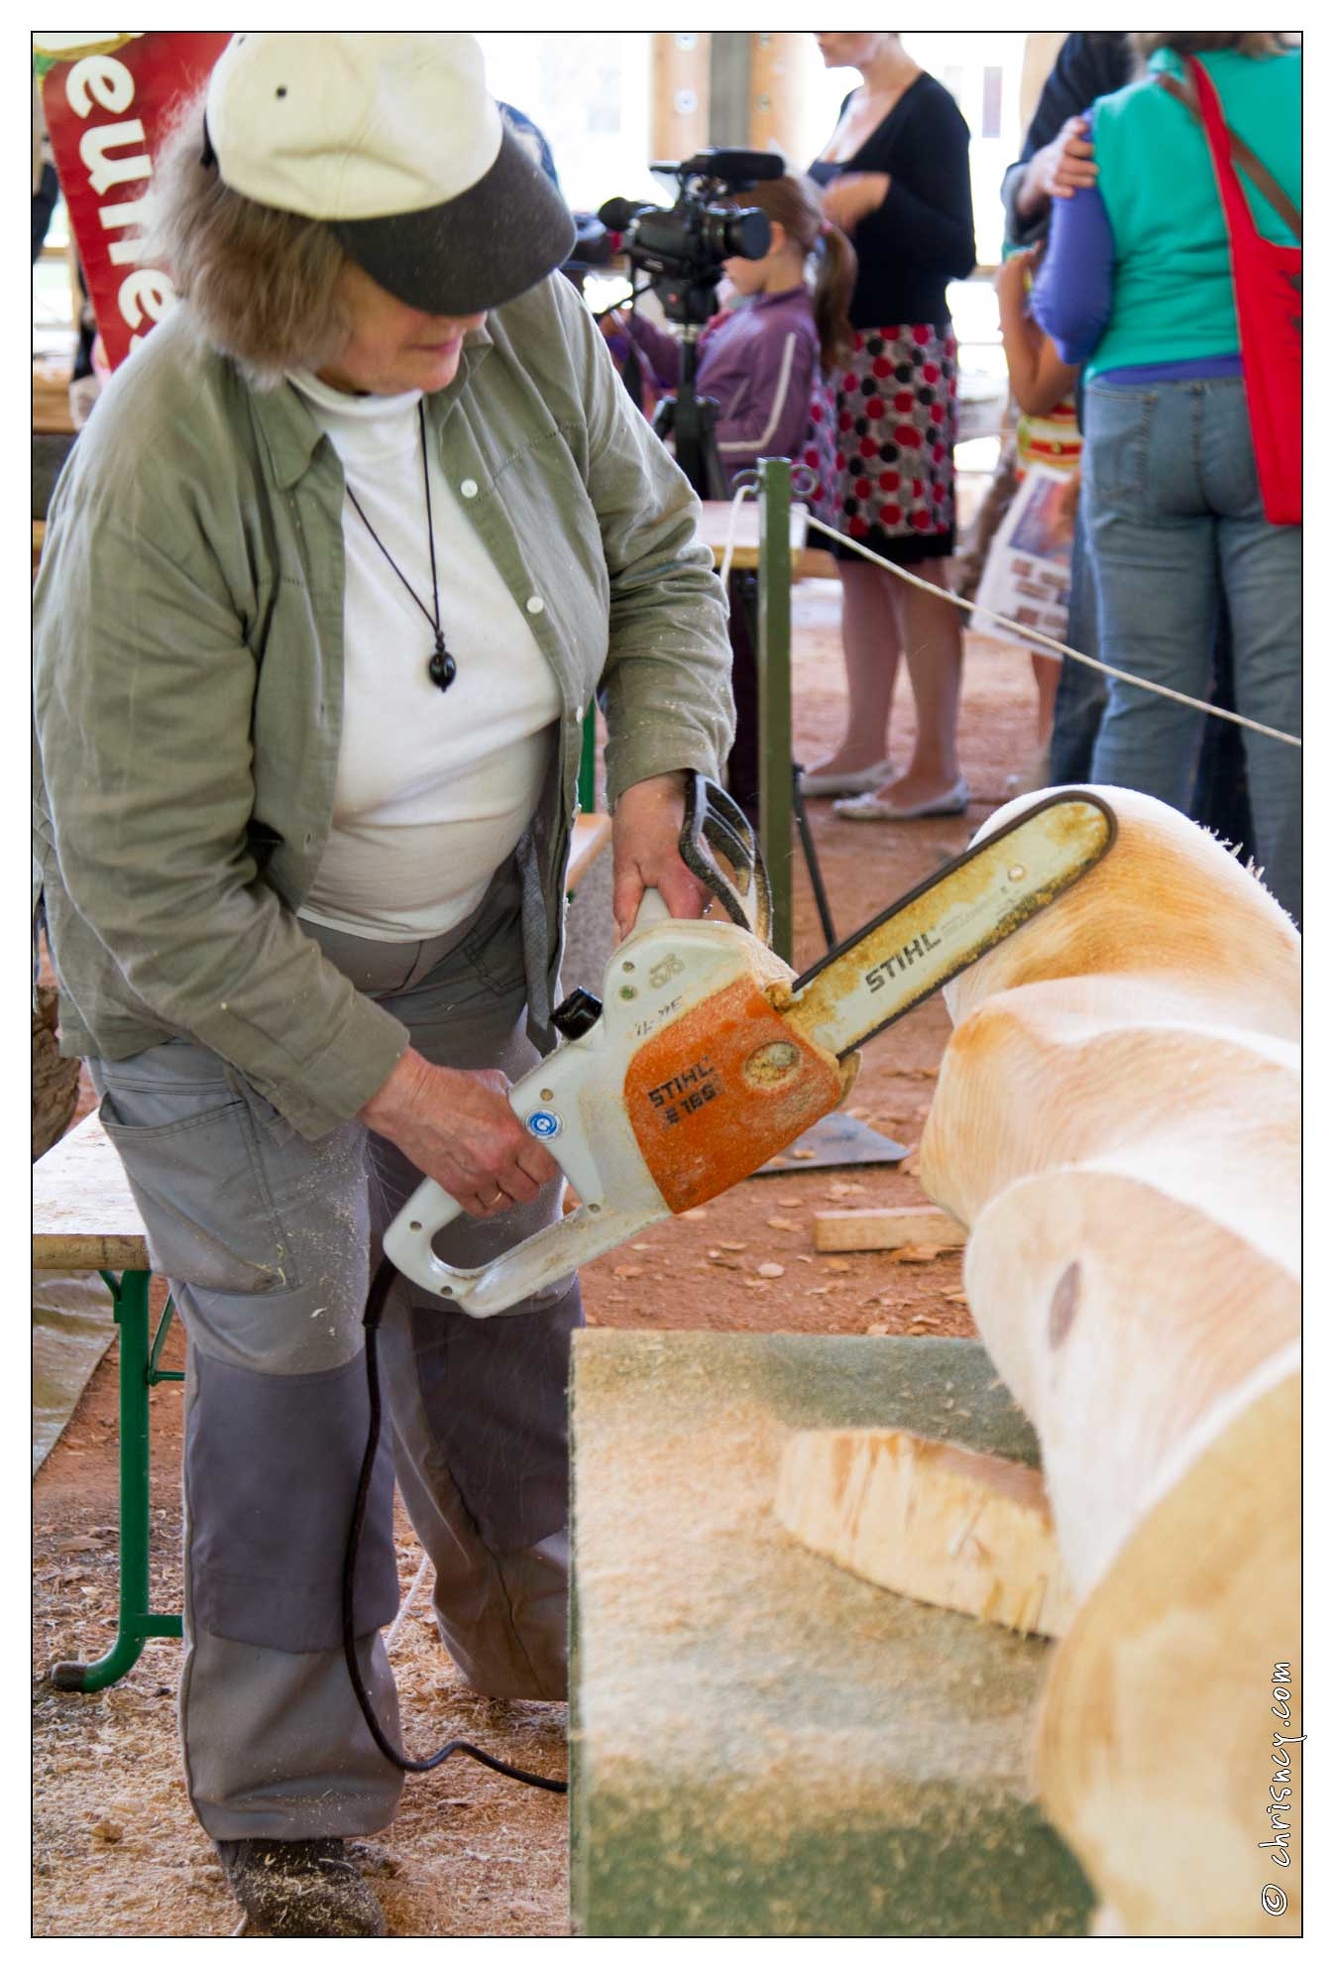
[
  {"xmin": 631, "ymin": 886, "xmax": 671, "ymax": 931},
  {"xmin": 384, "ymin": 1170, "xmax": 467, "ymax": 1284},
  {"xmin": 383, "ymin": 1192, "xmax": 664, "ymax": 1317},
  {"xmin": 679, "ymin": 772, "xmax": 772, "ymax": 945},
  {"xmin": 382, "ymin": 888, "xmax": 667, "ymax": 1305}
]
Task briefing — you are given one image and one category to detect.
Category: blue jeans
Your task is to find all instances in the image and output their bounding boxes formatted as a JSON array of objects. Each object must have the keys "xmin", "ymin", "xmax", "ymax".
[
  {"xmin": 1082, "ymin": 374, "xmax": 1301, "ymax": 924},
  {"xmin": 1047, "ymin": 491, "xmax": 1106, "ymax": 786}
]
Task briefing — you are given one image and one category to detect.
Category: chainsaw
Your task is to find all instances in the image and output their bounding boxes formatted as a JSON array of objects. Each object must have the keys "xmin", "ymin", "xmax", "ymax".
[{"xmin": 384, "ymin": 777, "xmax": 1116, "ymax": 1315}]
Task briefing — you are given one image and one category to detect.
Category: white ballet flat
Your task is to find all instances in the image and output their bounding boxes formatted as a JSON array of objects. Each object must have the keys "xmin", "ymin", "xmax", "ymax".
[
  {"xmin": 797, "ymin": 760, "xmax": 893, "ymax": 798},
  {"xmin": 832, "ymin": 778, "xmax": 972, "ymax": 821}
]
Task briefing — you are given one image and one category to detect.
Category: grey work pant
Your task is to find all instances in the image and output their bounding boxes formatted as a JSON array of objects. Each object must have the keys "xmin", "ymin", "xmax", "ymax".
[{"xmin": 89, "ymin": 866, "xmax": 580, "ymax": 1841}]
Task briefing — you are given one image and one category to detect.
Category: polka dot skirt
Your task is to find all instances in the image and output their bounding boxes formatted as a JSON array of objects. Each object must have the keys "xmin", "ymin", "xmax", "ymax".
[{"xmin": 822, "ymin": 324, "xmax": 959, "ymax": 563}]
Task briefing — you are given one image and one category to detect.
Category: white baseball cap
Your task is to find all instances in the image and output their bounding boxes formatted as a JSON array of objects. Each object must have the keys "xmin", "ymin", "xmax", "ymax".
[{"xmin": 203, "ymin": 32, "xmax": 575, "ymax": 314}]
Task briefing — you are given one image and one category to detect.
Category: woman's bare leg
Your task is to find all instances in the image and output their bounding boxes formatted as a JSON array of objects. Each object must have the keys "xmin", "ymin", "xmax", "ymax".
[
  {"xmin": 805, "ymin": 559, "xmax": 904, "ymax": 776},
  {"xmin": 1034, "ymin": 653, "xmax": 1061, "ymax": 751},
  {"xmin": 864, "ymin": 560, "xmax": 964, "ymax": 809}
]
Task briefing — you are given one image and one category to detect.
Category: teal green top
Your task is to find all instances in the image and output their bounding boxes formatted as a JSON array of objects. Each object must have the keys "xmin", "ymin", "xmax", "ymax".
[{"xmin": 1086, "ymin": 45, "xmax": 1300, "ymax": 380}]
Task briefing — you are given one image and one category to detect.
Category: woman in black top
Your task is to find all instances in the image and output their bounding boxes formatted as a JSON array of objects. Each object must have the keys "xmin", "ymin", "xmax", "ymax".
[{"xmin": 803, "ymin": 32, "xmax": 977, "ymax": 821}]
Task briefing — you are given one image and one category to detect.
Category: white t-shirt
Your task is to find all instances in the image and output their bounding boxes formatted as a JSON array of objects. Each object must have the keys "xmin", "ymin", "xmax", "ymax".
[{"xmin": 288, "ymin": 369, "xmax": 562, "ymax": 942}]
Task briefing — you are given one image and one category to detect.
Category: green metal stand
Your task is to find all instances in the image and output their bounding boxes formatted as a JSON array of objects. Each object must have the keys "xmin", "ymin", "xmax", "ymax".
[
  {"xmin": 757, "ymin": 457, "xmax": 795, "ymax": 962},
  {"xmin": 49, "ymin": 1270, "xmax": 184, "ymax": 1692},
  {"xmin": 578, "ymin": 707, "xmax": 598, "ymax": 814}
]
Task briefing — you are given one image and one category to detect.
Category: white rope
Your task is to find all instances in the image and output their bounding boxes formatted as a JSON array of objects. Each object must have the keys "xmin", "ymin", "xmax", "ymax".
[
  {"xmin": 801, "ymin": 509, "xmax": 1301, "ymax": 749},
  {"xmin": 386, "ymin": 1552, "xmax": 432, "ymax": 1653},
  {"xmin": 722, "ymin": 480, "xmax": 1299, "ymax": 750},
  {"xmin": 717, "ymin": 481, "xmax": 754, "ymax": 589}
]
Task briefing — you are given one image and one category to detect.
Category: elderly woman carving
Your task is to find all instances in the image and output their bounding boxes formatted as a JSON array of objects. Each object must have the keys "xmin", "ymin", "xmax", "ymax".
[{"xmin": 32, "ymin": 32, "xmax": 732, "ymax": 1936}]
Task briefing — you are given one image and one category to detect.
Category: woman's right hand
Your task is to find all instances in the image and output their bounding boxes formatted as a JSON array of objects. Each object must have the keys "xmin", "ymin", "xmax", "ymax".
[
  {"xmin": 359, "ymin": 1047, "xmax": 560, "ymax": 1217},
  {"xmin": 1018, "ymin": 115, "xmax": 1098, "ymax": 218}
]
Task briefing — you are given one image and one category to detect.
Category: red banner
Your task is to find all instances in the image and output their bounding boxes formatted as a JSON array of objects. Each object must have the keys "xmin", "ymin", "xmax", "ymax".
[{"xmin": 41, "ymin": 32, "xmax": 231, "ymax": 371}]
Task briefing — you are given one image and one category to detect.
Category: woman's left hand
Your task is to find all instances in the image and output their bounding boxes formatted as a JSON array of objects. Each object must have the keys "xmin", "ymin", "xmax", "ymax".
[
  {"xmin": 610, "ymin": 771, "xmax": 710, "ymax": 941},
  {"xmin": 819, "ymin": 171, "xmax": 890, "ymax": 235}
]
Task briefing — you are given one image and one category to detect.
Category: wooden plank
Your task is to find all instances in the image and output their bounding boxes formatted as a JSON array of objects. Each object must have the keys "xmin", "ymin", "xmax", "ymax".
[
  {"xmin": 32, "ymin": 1110, "xmax": 150, "ymax": 1273},
  {"xmin": 32, "ymin": 520, "xmax": 46, "ymax": 576},
  {"xmin": 567, "ymin": 811, "xmax": 612, "ymax": 894},
  {"xmin": 812, "ymin": 1203, "xmax": 966, "ymax": 1254},
  {"xmin": 775, "ymin": 1426, "xmax": 1076, "ymax": 1639}
]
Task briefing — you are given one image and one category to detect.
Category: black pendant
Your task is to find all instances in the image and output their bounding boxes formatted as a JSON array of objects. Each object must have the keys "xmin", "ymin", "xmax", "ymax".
[{"xmin": 429, "ymin": 640, "xmax": 457, "ymax": 692}]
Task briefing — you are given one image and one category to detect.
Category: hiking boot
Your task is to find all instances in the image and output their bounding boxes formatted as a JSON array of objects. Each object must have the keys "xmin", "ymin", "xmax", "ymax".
[{"xmin": 216, "ymin": 1837, "xmax": 387, "ymax": 1938}]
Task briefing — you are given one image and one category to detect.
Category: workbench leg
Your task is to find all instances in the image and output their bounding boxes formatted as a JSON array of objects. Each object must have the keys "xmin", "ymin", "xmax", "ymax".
[{"xmin": 49, "ymin": 1270, "xmax": 183, "ymax": 1692}]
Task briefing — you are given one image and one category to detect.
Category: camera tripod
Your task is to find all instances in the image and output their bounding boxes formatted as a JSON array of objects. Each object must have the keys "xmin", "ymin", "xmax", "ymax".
[{"xmin": 649, "ymin": 337, "xmax": 837, "ymax": 950}]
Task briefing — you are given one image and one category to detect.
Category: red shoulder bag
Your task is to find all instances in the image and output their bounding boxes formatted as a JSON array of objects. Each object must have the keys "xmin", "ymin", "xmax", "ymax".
[{"xmin": 1158, "ymin": 57, "xmax": 1302, "ymax": 526}]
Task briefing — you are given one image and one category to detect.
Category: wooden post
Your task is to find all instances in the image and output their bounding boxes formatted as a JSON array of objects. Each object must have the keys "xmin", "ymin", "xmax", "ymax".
[
  {"xmin": 1019, "ymin": 33, "xmax": 1068, "ymax": 134},
  {"xmin": 916, "ymin": 788, "xmax": 1301, "ymax": 1935},
  {"xmin": 650, "ymin": 32, "xmax": 711, "ymax": 164},
  {"xmin": 747, "ymin": 33, "xmax": 806, "ymax": 163}
]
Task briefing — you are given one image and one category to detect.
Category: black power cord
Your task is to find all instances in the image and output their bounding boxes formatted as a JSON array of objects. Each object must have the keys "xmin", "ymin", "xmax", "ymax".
[{"xmin": 341, "ymin": 1255, "xmax": 568, "ymax": 1795}]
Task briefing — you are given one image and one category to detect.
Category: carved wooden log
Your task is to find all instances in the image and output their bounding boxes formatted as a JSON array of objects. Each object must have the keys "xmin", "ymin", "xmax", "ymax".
[
  {"xmin": 916, "ymin": 788, "xmax": 1300, "ymax": 1935},
  {"xmin": 33, "ymin": 982, "xmax": 80, "ymax": 1160}
]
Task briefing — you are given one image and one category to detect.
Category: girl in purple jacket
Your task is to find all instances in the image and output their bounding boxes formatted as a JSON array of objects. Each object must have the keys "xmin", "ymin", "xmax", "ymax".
[
  {"xmin": 611, "ymin": 173, "xmax": 856, "ymax": 819},
  {"xmin": 615, "ymin": 172, "xmax": 856, "ymax": 499}
]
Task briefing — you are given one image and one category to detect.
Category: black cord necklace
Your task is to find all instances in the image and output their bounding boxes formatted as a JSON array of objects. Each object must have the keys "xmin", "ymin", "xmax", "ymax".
[{"xmin": 342, "ymin": 401, "xmax": 457, "ymax": 692}]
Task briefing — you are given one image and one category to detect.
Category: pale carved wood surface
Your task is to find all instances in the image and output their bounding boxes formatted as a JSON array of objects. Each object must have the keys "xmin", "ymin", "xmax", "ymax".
[{"xmin": 912, "ymin": 787, "xmax": 1301, "ymax": 1936}]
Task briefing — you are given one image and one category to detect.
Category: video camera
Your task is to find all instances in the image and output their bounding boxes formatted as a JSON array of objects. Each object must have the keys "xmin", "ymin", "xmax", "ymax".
[{"xmin": 599, "ymin": 148, "xmax": 784, "ymax": 329}]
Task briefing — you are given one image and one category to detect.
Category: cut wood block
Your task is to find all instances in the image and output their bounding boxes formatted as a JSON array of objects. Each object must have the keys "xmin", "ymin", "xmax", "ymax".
[
  {"xmin": 571, "ymin": 1331, "xmax": 1095, "ymax": 1938},
  {"xmin": 813, "ymin": 1204, "xmax": 966, "ymax": 1254},
  {"xmin": 775, "ymin": 1427, "xmax": 1076, "ymax": 1639}
]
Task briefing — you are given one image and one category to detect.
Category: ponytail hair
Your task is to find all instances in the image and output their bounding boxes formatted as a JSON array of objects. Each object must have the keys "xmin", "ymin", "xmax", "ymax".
[
  {"xmin": 811, "ymin": 220, "xmax": 857, "ymax": 375},
  {"xmin": 725, "ymin": 170, "xmax": 857, "ymax": 375}
]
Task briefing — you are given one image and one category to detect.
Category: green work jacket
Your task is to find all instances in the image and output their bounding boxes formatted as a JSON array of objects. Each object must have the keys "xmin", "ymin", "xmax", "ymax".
[{"xmin": 33, "ymin": 274, "xmax": 733, "ymax": 1140}]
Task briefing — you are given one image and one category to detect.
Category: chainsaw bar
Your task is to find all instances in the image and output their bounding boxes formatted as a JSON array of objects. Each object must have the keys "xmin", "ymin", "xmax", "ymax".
[{"xmin": 783, "ymin": 792, "xmax": 1116, "ymax": 1060}]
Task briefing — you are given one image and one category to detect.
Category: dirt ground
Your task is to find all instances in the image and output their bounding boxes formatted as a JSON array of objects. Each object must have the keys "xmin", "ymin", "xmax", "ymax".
[{"xmin": 32, "ymin": 579, "xmax": 1044, "ymax": 1937}]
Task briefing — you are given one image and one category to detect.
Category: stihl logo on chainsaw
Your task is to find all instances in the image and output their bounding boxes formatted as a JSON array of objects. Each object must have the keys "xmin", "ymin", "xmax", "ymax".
[
  {"xmin": 865, "ymin": 928, "xmax": 943, "ymax": 991},
  {"xmin": 647, "ymin": 1059, "xmax": 721, "ymax": 1127}
]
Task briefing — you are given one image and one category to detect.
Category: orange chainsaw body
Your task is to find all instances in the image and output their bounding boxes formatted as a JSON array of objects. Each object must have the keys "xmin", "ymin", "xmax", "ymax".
[{"xmin": 623, "ymin": 964, "xmax": 855, "ymax": 1213}]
